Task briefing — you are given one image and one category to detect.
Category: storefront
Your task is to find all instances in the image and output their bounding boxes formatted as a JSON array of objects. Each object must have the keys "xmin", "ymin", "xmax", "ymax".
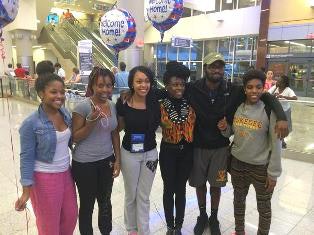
[
  {"xmin": 154, "ymin": 35, "xmax": 258, "ymax": 82},
  {"xmin": 267, "ymin": 40, "xmax": 314, "ymax": 98}
]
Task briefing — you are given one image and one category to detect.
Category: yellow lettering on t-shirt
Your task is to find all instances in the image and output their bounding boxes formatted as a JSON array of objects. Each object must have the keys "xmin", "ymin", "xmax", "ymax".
[{"xmin": 233, "ymin": 116, "xmax": 262, "ymax": 130}]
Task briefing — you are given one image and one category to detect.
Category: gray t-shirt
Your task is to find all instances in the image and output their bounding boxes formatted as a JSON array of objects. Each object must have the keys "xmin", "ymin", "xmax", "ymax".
[
  {"xmin": 72, "ymin": 98, "xmax": 118, "ymax": 163},
  {"xmin": 222, "ymin": 101, "xmax": 282, "ymax": 179}
]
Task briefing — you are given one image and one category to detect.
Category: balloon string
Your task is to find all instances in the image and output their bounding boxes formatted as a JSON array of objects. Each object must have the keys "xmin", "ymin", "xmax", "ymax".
[
  {"xmin": 4, "ymin": 83, "xmax": 30, "ymax": 235},
  {"xmin": 2, "ymin": 43, "xmax": 30, "ymax": 233},
  {"xmin": 111, "ymin": 1, "xmax": 117, "ymax": 9},
  {"xmin": 115, "ymin": 52, "xmax": 119, "ymax": 67},
  {"xmin": 160, "ymin": 32, "xmax": 165, "ymax": 43}
]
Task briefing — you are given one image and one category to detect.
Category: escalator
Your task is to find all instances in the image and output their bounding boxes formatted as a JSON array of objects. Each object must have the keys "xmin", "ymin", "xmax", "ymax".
[
  {"xmin": 39, "ymin": 21, "xmax": 115, "ymax": 69},
  {"xmin": 60, "ymin": 20, "xmax": 115, "ymax": 69},
  {"xmin": 39, "ymin": 25, "xmax": 78, "ymax": 65},
  {"xmin": 68, "ymin": 20, "xmax": 113, "ymax": 61}
]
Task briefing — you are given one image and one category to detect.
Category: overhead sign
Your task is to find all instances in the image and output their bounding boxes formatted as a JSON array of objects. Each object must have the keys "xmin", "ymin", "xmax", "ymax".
[{"xmin": 171, "ymin": 36, "xmax": 193, "ymax": 48}]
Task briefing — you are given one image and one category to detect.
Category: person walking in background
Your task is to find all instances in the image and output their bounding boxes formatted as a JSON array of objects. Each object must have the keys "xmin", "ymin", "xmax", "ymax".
[
  {"xmin": 264, "ymin": 70, "xmax": 276, "ymax": 91},
  {"xmin": 116, "ymin": 66, "xmax": 160, "ymax": 235},
  {"xmin": 15, "ymin": 73, "xmax": 78, "ymax": 235},
  {"xmin": 36, "ymin": 60, "xmax": 55, "ymax": 76},
  {"xmin": 268, "ymin": 75, "xmax": 297, "ymax": 148},
  {"xmin": 5, "ymin": 63, "xmax": 15, "ymax": 76},
  {"xmin": 64, "ymin": 9, "xmax": 75, "ymax": 24},
  {"xmin": 159, "ymin": 62, "xmax": 196, "ymax": 235},
  {"xmin": 115, "ymin": 62, "xmax": 129, "ymax": 90},
  {"xmin": 71, "ymin": 67, "xmax": 121, "ymax": 235},
  {"xmin": 111, "ymin": 66, "xmax": 118, "ymax": 77},
  {"xmin": 67, "ymin": 67, "xmax": 81, "ymax": 84},
  {"xmin": 218, "ymin": 69, "xmax": 282, "ymax": 235},
  {"xmin": 55, "ymin": 63, "xmax": 66, "ymax": 81},
  {"xmin": 14, "ymin": 63, "xmax": 26, "ymax": 78}
]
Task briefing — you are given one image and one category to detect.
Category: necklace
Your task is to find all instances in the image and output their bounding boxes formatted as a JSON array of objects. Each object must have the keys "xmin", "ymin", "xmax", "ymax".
[{"xmin": 162, "ymin": 98, "xmax": 189, "ymax": 124}]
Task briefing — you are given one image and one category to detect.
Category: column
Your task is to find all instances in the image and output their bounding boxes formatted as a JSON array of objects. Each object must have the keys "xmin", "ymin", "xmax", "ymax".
[
  {"xmin": 256, "ymin": 0, "xmax": 271, "ymax": 70},
  {"xmin": 117, "ymin": 0, "xmax": 144, "ymax": 69},
  {"xmin": 13, "ymin": 30, "xmax": 34, "ymax": 75}
]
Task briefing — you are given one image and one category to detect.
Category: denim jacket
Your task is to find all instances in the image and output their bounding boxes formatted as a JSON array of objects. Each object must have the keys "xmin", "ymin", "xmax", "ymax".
[{"xmin": 19, "ymin": 105, "xmax": 72, "ymax": 186}]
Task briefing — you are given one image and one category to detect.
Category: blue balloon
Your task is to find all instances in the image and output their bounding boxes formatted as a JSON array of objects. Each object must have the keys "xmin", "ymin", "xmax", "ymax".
[
  {"xmin": 146, "ymin": 0, "xmax": 184, "ymax": 41},
  {"xmin": 0, "ymin": 0, "xmax": 19, "ymax": 28}
]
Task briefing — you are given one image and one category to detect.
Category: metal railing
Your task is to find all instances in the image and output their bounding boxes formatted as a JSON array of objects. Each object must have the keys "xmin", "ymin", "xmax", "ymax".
[{"xmin": 2, "ymin": 77, "xmax": 131, "ymax": 111}]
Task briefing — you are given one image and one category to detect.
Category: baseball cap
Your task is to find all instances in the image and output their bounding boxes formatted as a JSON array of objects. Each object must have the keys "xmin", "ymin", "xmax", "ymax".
[{"xmin": 203, "ymin": 52, "xmax": 225, "ymax": 66}]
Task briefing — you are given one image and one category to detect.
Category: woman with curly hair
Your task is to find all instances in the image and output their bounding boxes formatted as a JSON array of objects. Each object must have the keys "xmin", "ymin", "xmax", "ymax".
[{"xmin": 159, "ymin": 62, "xmax": 196, "ymax": 235}]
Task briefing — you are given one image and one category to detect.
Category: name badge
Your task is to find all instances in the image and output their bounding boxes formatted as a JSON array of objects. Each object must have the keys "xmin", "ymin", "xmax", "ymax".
[{"xmin": 131, "ymin": 134, "xmax": 145, "ymax": 153}]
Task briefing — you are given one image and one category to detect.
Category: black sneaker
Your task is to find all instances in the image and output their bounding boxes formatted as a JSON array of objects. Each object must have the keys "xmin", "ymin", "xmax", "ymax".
[
  {"xmin": 166, "ymin": 227, "xmax": 174, "ymax": 235},
  {"xmin": 282, "ymin": 141, "xmax": 287, "ymax": 149},
  {"xmin": 194, "ymin": 213, "xmax": 208, "ymax": 235},
  {"xmin": 174, "ymin": 225, "xmax": 182, "ymax": 235},
  {"xmin": 209, "ymin": 216, "xmax": 221, "ymax": 235}
]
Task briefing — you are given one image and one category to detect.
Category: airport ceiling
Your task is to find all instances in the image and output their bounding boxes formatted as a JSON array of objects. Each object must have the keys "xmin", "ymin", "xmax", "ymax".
[{"xmin": 53, "ymin": 0, "xmax": 115, "ymax": 15}]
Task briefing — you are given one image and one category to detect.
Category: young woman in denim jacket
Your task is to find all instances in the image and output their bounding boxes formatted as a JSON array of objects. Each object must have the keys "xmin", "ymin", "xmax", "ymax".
[{"xmin": 15, "ymin": 73, "xmax": 78, "ymax": 235}]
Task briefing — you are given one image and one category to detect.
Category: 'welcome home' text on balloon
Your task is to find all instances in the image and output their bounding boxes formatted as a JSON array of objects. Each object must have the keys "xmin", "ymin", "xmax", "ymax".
[
  {"xmin": 148, "ymin": 0, "xmax": 172, "ymax": 14},
  {"xmin": 101, "ymin": 19, "xmax": 125, "ymax": 37}
]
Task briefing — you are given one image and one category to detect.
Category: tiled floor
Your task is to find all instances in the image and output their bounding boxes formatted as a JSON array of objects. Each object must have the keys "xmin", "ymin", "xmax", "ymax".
[{"xmin": 1, "ymin": 98, "xmax": 314, "ymax": 235}]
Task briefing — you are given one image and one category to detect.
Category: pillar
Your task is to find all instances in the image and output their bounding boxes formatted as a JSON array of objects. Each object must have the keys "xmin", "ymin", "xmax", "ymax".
[
  {"xmin": 256, "ymin": 0, "xmax": 271, "ymax": 70},
  {"xmin": 117, "ymin": 0, "xmax": 144, "ymax": 69},
  {"xmin": 13, "ymin": 29, "xmax": 34, "ymax": 74}
]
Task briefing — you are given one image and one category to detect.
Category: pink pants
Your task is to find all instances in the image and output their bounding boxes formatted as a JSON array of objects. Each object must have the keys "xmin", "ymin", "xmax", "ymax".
[{"xmin": 30, "ymin": 169, "xmax": 78, "ymax": 235}]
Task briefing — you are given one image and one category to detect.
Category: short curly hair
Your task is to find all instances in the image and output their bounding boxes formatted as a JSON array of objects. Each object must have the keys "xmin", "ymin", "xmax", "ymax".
[
  {"xmin": 35, "ymin": 73, "xmax": 64, "ymax": 94},
  {"xmin": 242, "ymin": 69, "xmax": 266, "ymax": 87},
  {"xmin": 163, "ymin": 61, "xmax": 190, "ymax": 85}
]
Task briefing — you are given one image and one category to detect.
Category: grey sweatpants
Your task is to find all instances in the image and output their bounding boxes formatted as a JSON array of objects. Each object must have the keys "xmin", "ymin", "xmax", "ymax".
[{"xmin": 121, "ymin": 147, "xmax": 158, "ymax": 235}]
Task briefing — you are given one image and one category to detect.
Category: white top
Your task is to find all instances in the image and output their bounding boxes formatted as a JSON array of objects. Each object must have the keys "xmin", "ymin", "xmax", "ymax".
[
  {"xmin": 57, "ymin": 68, "xmax": 66, "ymax": 78},
  {"xmin": 268, "ymin": 86, "xmax": 296, "ymax": 111},
  {"xmin": 34, "ymin": 128, "xmax": 71, "ymax": 173}
]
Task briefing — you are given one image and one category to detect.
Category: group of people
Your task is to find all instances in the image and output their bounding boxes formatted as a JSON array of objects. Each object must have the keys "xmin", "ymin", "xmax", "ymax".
[{"xmin": 15, "ymin": 53, "xmax": 289, "ymax": 235}]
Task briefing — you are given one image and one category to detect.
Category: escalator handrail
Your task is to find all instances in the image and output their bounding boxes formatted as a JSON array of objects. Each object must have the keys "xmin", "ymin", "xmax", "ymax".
[
  {"xmin": 43, "ymin": 26, "xmax": 77, "ymax": 63},
  {"xmin": 73, "ymin": 20, "xmax": 114, "ymax": 55},
  {"xmin": 61, "ymin": 21, "xmax": 114, "ymax": 68},
  {"xmin": 65, "ymin": 21, "xmax": 114, "ymax": 67}
]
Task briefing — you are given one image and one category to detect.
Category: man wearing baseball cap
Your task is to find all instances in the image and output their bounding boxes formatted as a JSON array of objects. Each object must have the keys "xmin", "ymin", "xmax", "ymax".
[{"xmin": 184, "ymin": 52, "xmax": 288, "ymax": 235}]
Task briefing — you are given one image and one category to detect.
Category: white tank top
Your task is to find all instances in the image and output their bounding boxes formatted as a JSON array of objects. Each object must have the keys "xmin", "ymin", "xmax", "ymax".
[{"xmin": 34, "ymin": 128, "xmax": 71, "ymax": 173}]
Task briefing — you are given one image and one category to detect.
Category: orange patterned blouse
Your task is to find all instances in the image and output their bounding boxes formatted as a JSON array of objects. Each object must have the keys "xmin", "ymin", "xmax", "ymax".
[{"xmin": 160, "ymin": 99, "xmax": 196, "ymax": 144}]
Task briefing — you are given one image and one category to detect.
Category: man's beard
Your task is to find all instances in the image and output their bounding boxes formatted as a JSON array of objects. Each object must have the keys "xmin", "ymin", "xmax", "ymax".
[{"xmin": 205, "ymin": 71, "xmax": 223, "ymax": 83}]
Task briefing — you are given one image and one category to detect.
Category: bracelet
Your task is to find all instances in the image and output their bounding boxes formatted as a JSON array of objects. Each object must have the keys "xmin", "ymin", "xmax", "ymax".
[
  {"xmin": 86, "ymin": 112, "xmax": 100, "ymax": 122},
  {"xmin": 86, "ymin": 116, "xmax": 98, "ymax": 122}
]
